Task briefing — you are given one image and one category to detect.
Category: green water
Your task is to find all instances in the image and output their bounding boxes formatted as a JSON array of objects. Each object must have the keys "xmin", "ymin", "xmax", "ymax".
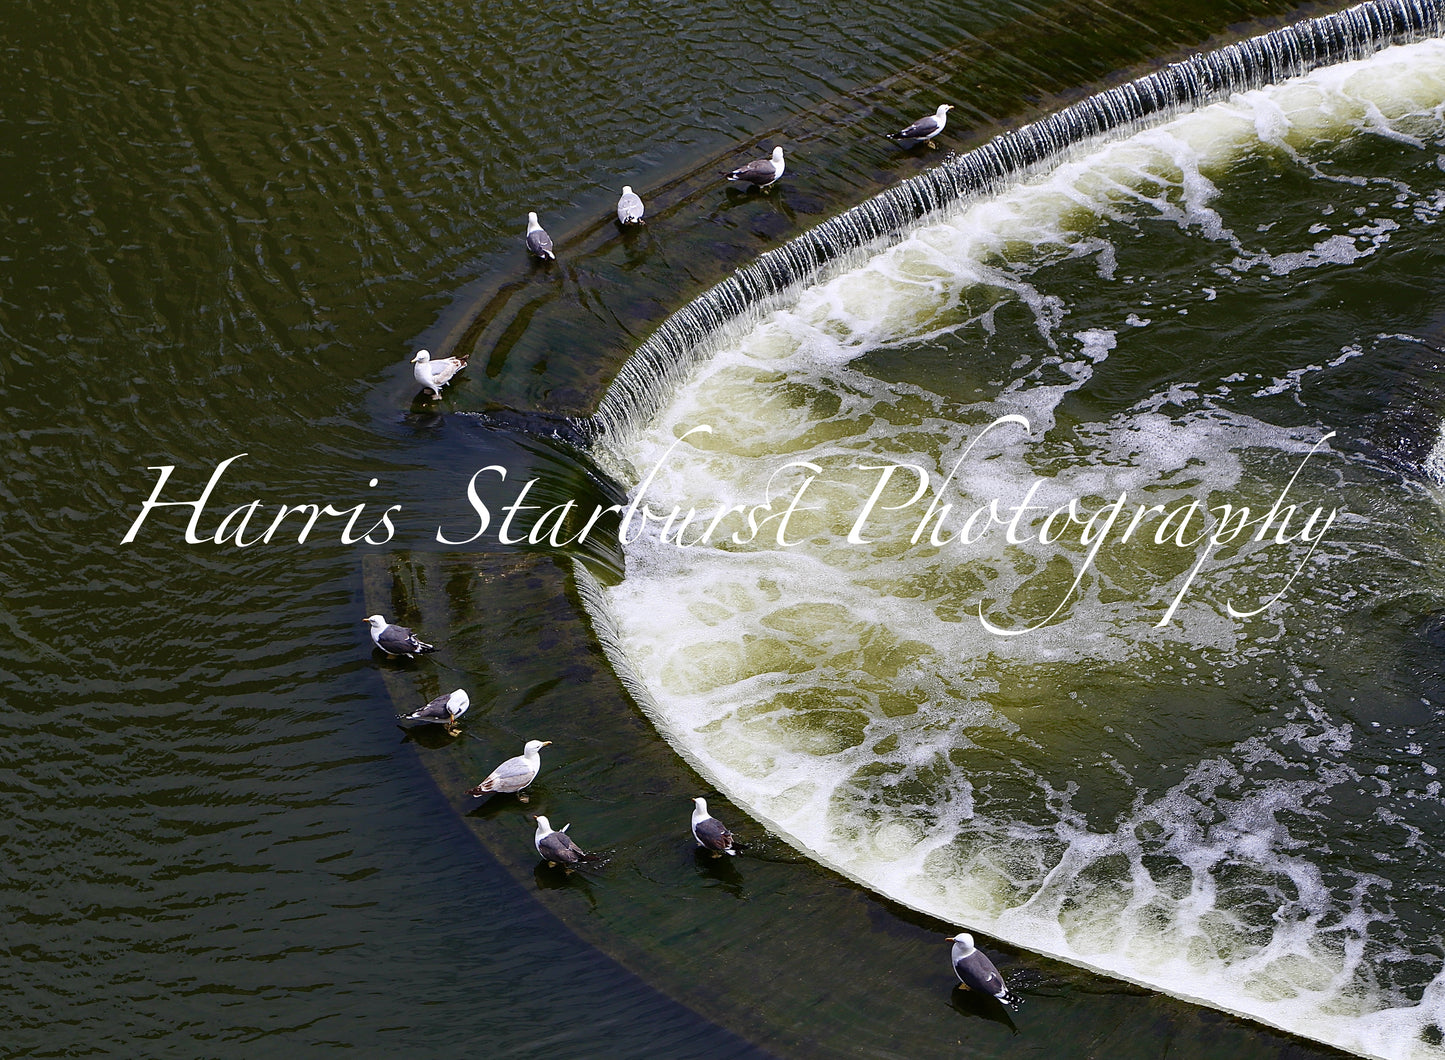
[
  {"xmin": 595, "ymin": 27, "xmax": 1445, "ymax": 1059},
  {"xmin": 0, "ymin": 0, "xmax": 1409, "ymax": 1056}
]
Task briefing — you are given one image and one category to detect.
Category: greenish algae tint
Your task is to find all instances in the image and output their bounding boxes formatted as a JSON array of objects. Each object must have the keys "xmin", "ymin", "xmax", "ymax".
[{"xmin": 593, "ymin": 34, "xmax": 1445, "ymax": 1060}]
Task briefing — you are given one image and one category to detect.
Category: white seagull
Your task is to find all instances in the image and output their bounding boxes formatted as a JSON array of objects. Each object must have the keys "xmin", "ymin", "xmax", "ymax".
[
  {"xmin": 467, "ymin": 739, "xmax": 551, "ymax": 801},
  {"xmin": 399, "ymin": 688, "xmax": 470, "ymax": 736},
  {"xmin": 525, "ymin": 211, "xmax": 555, "ymax": 260},
  {"xmin": 410, "ymin": 348, "xmax": 469, "ymax": 397},
  {"xmin": 532, "ymin": 814, "xmax": 600, "ymax": 870},
  {"xmin": 946, "ymin": 932, "xmax": 1023, "ymax": 1010},
  {"xmin": 726, "ymin": 145, "xmax": 785, "ymax": 189},
  {"xmin": 690, "ymin": 797, "xmax": 738, "ymax": 856},
  {"xmin": 616, "ymin": 186, "xmax": 645, "ymax": 225},
  {"xmin": 364, "ymin": 614, "xmax": 438, "ymax": 657},
  {"xmin": 891, "ymin": 104, "xmax": 953, "ymax": 148}
]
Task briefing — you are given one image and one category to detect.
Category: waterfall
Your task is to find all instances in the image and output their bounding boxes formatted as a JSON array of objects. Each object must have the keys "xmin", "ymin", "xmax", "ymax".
[
  {"xmin": 1427, "ymin": 422, "xmax": 1445, "ymax": 483},
  {"xmin": 580, "ymin": 2, "xmax": 1445, "ymax": 1052},
  {"xmin": 588, "ymin": 0, "xmax": 1445, "ymax": 463}
]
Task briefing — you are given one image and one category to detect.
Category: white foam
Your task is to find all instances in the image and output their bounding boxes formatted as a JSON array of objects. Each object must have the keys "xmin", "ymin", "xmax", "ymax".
[
  {"xmin": 1425, "ymin": 420, "xmax": 1445, "ymax": 485},
  {"xmin": 600, "ymin": 36, "xmax": 1445, "ymax": 1059}
]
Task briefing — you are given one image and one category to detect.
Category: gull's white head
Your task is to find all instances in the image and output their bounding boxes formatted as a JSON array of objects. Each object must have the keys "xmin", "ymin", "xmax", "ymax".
[
  {"xmin": 364, "ymin": 615, "xmax": 388, "ymax": 631},
  {"xmin": 523, "ymin": 739, "xmax": 551, "ymax": 756},
  {"xmin": 447, "ymin": 689, "xmax": 470, "ymax": 711},
  {"xmin": 937, "ymin": 104, "xmax": 953, "ymax": 117},
  {"xmin": 410, "ymin": 349, "xmax": 430, "ymax": 364},
  {"xmin": 771, "ymin": 146, "xmax": 784, "ymax": 164},
  {"xmin": 947, "ymin": 932, "xmax": 976, "ymax": 954},
  {"xmin": 693, "ymin": 797, "xmax": 709, "ymax": 815},
  {"xmin": 527, "ymin": 211, "xmax": 541, "ymax": 229},
  {"xmin": 533, "ymin": 814, "xmax": 553, "ymax": 835},
  {"xmin": 622, "ymin": 186, "xmax": 633, "ymax": 195}
]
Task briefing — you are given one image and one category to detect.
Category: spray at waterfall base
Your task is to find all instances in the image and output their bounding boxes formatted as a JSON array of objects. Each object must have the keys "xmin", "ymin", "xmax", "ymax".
[
  {"xmin": 573, "ymin": 10, "xmax": 1445, "ymax": 1057},
  {"xmin": 566, "ymin": 417, "xmax": 1337, "ymax": 632}
]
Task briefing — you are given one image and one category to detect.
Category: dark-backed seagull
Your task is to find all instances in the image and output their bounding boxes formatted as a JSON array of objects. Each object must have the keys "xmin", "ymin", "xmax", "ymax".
[
  {"xmin": 892, "ymin": 104, "xmax": 953, "ymax": 147},
  {"xmin": 364, "ymin": 614, "xmax": 438, "ymax": 657},
  {"xmin": 726, "ymin": 146, "xmax": 785, "ymax": 189},
  {"xmin": 525, "ymin": 212, "xmax": 555, "ymax": 260},
  {"xmin": 399, "ymin": 689, "xmax": 470, "ymax": 735},
  {"xmin": 533, "ymin": 814, "xmax": 600, "ymax": 870},
  {"xmin": 947, "ymin": 932, "xmax": 1023, "ymax": 1010},
  {"xmin": 690, "ymin": 797, "xmax": 738, "ymax": 856}
]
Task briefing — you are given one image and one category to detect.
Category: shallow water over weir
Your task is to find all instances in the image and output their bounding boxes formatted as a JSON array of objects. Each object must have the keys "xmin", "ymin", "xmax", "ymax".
[
  {"xmin": 10, "ymin": 0, "xmax": 1445, "ymax": 1053},
  {"xmin": 587, "ymin": 15, "xmax": 1445, "ymax": 1059}
]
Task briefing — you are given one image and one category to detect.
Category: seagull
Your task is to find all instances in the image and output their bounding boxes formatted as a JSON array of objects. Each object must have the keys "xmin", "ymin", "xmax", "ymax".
[
  {"xmin": 398, "ymin": 688, "xmax": 470, "ymax": 736},
  {"xmin": 533, "ymin": 814, "xmax": 600, "ymax": 870},
  {"xmin": 726, "ymin": 145, "xmax": 785, "ymax": 190},
  {"xmin": 466, "ymin": 739, "xmax": 551, "ymax": 801},
  {"xmin": 617, "ymin": 186, "xmax": 645, "ymax": 225},
  {"xmin": 946, "ymin": 932, "xmax": 1023, "ymax": 1010},
  {"xmin": 410, "ymin": 348, "xmax": 468, "ymax": 397},
  {"xmin": 891, "ymin": 104, "xmax": 953, "ymax": 148},
  {"xmin": 690, "ymin": 797, "xmax": 738, "ymax": 856},
  {"xmin": 525, "ymin": 212, "xmax": 555, "ymax": 260},
  {"xmin": 363, "ymin": 614, "xmax": 438, "ymax": 657}
]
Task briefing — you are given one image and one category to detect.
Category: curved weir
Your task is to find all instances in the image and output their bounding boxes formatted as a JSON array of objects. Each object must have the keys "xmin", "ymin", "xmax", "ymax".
[
  {"xmin": 588, "ymin": 0, "xmax": 1445, "ymax": 460},
  {"xmin": 581, "ymin": 2, "xmax": 1445, "ymax": 1057}
]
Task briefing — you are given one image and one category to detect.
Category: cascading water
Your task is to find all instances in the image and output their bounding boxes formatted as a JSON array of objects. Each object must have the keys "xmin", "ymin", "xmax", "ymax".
[
  {"xmin": 589, "ymin": 0, "xmax": 1445, "ymax": 457},
  {"xmin": 1428, "ymin": 425, "xmax": 1445, "ymax": 482},
  {"xmin": 581, "ymin": 3, "xmax": 1445, "ymax": 1057}
]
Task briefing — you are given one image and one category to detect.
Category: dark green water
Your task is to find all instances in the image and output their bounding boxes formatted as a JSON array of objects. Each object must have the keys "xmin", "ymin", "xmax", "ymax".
[{"xmin": 0, "ymin": 0, "xmax": 1419, "ymax": 1056}]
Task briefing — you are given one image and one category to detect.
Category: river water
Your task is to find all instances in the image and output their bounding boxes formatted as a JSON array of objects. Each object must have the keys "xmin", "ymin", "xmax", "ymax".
[
  {"xmin": 3, "ymin": 0, "xmax": 1441, "ymax": 1057},
  {"xmin": 592, "ymin": 28, "xmax": 1445, "ymax": 1057}
]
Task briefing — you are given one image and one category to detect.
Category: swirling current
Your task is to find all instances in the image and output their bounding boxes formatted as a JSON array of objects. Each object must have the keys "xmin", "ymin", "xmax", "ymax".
[{"xmin": 588, "ymin": 31, "xmax": 1445, "ymax": 1060}]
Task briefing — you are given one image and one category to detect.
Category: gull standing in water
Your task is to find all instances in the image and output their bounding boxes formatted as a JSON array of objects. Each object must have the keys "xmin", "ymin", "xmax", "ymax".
[
  {"xmin": 616, "ymin": 186, "xmax": 645, "ymax": 225},
  {"xmin": 467, "ymin": 739, "xmax": 551, "ymax": 801},
  {"xmin": 890, "ymin": 103, "xmax": 953, "ymax": 147},
  {"xmin": 725, "ymin": 145, "xmax": 785, "ymax": 189},
  {"xmin": 398, "ymin": 689, "xmax": 470, "ymax": 736},
  {"xmin": 690, "ymin": 797, "xmax": 738, "ymax": 856},
  {"xmin": 364, "ymin": 615, "xmax": 438, "ymax": 658},
  {"xmin": 525, "ymin": 211, "xmax": 555, "ymax": 260},
  {"xmin": 410, "ymin": 348, "xmax": 468, "ymax": 397},
  {"xmin": 532, "ymin": 815, "xmax": 600, "ymax": 870},
  {"xmin": 946, "ymin": 932, "xmax": 1023, "ymax": 1010}
]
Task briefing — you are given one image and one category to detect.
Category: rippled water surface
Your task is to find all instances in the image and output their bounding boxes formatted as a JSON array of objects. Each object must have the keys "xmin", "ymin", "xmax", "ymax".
[{"xmin": 0, "ymin": 0, "xmax": 1425, "ymax": 1056}]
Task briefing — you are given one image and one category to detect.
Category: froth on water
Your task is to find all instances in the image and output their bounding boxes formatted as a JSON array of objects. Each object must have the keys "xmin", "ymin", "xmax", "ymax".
[{"xmin": 595, "ymin": 35, "xmax": 1445, "ymax": 1060}]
